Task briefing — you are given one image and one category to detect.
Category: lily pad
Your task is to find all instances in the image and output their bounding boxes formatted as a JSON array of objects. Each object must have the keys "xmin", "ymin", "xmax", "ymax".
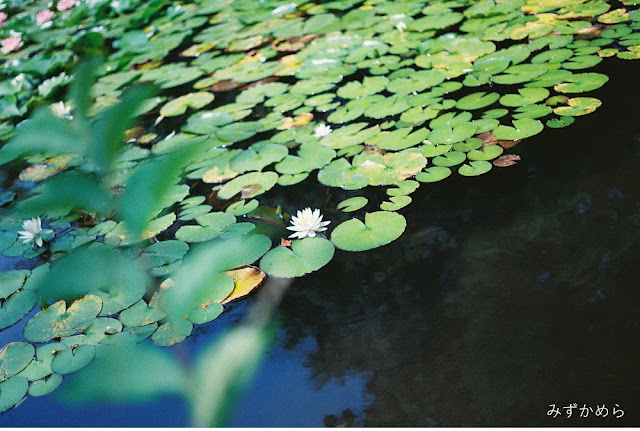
[
  {"xmin": 151, "ymin": 319, "xmax": 194, "ymax": 347},
  {"xmin": 0, "ymin": 342, "xmax": 35, "ymax": 382},
  {"xmin": 455, "ymin": 92, "xmax": 500, "ymax": 110},
  {"xmin": 175, "ymin": 212, "xmax": 237, "ymax": 243},
  {"xmin": 0, "ymin": 290, "xmax": 37, "ymax": 330},
  {"xmin": 0, "ymin": 376, "xmax": 28, "ymax": 413},
  {"xmin": 458, "ymin": 160, "xmax": 493, "ymax": 176},
  {"xmin": 554, "ymin": 73, "xmax": 609, "ymax": 93},
  {"xmin": 492, "ymin": 118, "xmax": 544, "ymax": 140},
  {"xmin": 337, "ymin": 197, "xmax": 368, "ymax": 212},
  {"xmin": 553, "ymin": 97, "xmax": 602, "ymax": 116},
  {"xmin": 50, "ymin": 344, "xmax": 96, "ymax": 375},
  {"xmin": 221, "ymin": 266, "xmax": 267, "ymax": 304},
  {"xmin": 260, "ymin": 237, "xmax": 335, "ymax": 278},
  {"xmin": 416, "ymin": 166, "xmax": 452, "ymax": 183},
  {"xmin": 159, "ymin": 92, "xmax": 215, "ymax": 117},
  {"xmin": 23, "ymin": 295, "xmax": 103, "ymax": 343},
  {"xmin": 217, "ymin": 172, "xmax": 279, "ymax": 200},
  {"xmin": 380, "ymin": 195, "xmax": 412, "ymax": 211},
  {"xmin": 119, "ymin": 296, "xmax": 166, "ymax": 328},
  {"xmin": 331, "ymin": 211, "xmax": 407, "ymax": 252},
  {"xmin": 499, "ymin": 88, "xmax": 550, "ymax": 107},
  {"xmin": 28, "ymin": 374, "xmax": 63, "ymax": 397}
]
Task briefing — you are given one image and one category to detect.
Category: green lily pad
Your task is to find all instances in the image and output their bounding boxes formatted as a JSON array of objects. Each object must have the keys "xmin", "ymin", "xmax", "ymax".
[
  {"xmin": 351, "ymin": 151, "xmax": 427, "ymax": 186},
  {"xmin": 492, "ymin": 118, "xmax": 544, "ymax": 140},
  {"xmin": 458, "ymin": 160, "xmax": 493, "ymax": 176},
  {"xmin": 187, "ymin": 302, "xmax": 224, "ymax": 325},
  {"xmin": 512, "ymin": 104, "xmax": 553, "ymax": 119},
  {"xmin": 499, "ymin": 88, "xmax": 550, "ymax": 107},
  {"xmin": 415, "ymin": 166, "xmax": 452, "ymax": 183},
  {"xmin": 0, "ymin": 270, "xmax": 29, "ymax": 300},
  {"xmin": 492, "ymin": 64, "xmax": 548, "ymax": 84},
  {"xmin": 0, "ymin": 342, "xmax": 35, "ymax": 382},
  {"xmin": 317, "ymin": 158, "xmax": 369, "ymax": 190},
  {"xmin": 336, "ymin": 76, "xmax": 389, "ymax": 99},
  {"xmin": 16, "ymin": 343, "xmax": 65, "ymax": 382},
  {"xmin": 467, "ymin": 145, "xmax": 504, "ymax": 161},
  {"xmin": 28, "ymin": 374, "xmax": 63, "ymax": 397},
  {"xmin": 380, "ymin": 195, "xmax": 412, "ymax": 211},
  {"xmin": 546, "ymin": 116, "xmax": 576, "ymax": 128},
  {"xmin": 387, "ymin": 180, "xmax": 420, "ymax": 196},
  {"xmin": 217, "ymin": 172, "xmax": 279, "ymax": 200},
  {"xmin": 50, "ymin": 344, "xmax": 96, "ymax": 375},
  {"xmin": 318, "ymin": 123, "xmax": 380, "ymax": 149},
  {"xmin": 260, "ymin": 237, "xmax": 335, "ymax": 278},
  {"xmin": 151, "ymin": 319, "xmax": 194, "ymax": 347},
  {"xmin": 553, "ymin": 97, "xmax": 602, "ymax": 116},
  {"xmin": 23, "ymin": 295, "xmax": 103, "ymax": 343},
  {"xmin": 119, "ymin": 296, "xmax": 166, "ymax": 328},
  {"xmin": 337, "ymin": 197, "xmax": 368, "ymax": 212},
  {"xmin": 366, "ymin": 127, "xmax": 430, "ymax": 151},
  {"xmin": 0, "ymin": 376, "xmax": 28, "ymax": 413},
  {"xmin": 455, "ymin": 92, "xmax": 500, "ymax": 110},
  {"xmin": 175, "ymin": 212, "xmax": 237, "ymax": 243},
  {"xmin": 554, "ymin": 72, "xmax": 609, "ymax": 93},
  {"xmin": 428, "ymin": 122, "xmax": 478, "ymax": 145},
  {"xmin": 331, "ymin": 211, "xmax": 407, "ymax": 252},
  {"xmin": 230, "ymin": 142, "xmax": 288, "ymax": 173},
  {"xmin": 386, "ymin": 70, "xmax": 445, "ymax": 95},
  {"xmin": 0, "ymin": 290, "xmax": 37, "ymax": 330},
  {"xmin": 432, "ymin": 151, "xmax": 466, "ymax": 167},
  {"xmin": 225, "ymin": 199, "xmax": 260, "ymax": 216},
  {"xmin": 160, "ymin": 92, "xmax": 215, "ymax": 117}
]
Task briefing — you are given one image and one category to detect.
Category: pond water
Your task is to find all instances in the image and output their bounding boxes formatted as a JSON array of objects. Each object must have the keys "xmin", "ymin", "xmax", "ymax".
[{"xmin": 1, "ymin": 58, "xmax": 640, "ymax": 427}]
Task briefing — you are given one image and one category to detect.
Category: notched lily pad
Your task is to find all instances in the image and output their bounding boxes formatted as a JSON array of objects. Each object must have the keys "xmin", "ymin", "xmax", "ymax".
[
  {"xmin": 260, "ymin": 237, "xmax": 335, "ymax": 278},
  {"xmin": 0, "ymin": 342, "xmax": 35, "ymax": 382},
  {"xmin": 337, "ymin": 197, "xmax": 368, "ymax": 212},
  {"xmin": 331, "ymin": 211, "xmax": 407, "ymax": 252},
  {"xmin": 50, "ymin": 344, "xmax": 96, "ymax": 375},
  {"xmin": 23, "ymin": 295, "xmax": 103, "ymax": 343}
]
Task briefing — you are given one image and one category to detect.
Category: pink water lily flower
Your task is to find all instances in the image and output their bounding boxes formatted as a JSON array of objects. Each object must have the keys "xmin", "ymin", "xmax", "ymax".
[
  {"xmin": 36, "ymin": 9, "xmax": 54, "ymax": 24},
  {"xmin": 0, "ymin": 12, "xmax": 7, "ymax": 28},
  {"xmin": 1, "ymin": 35, "xmax": 23, "ymax": 54},
  {"xmin": 56, "ymin": 0, "xmax": 75, "ymax": 11}
]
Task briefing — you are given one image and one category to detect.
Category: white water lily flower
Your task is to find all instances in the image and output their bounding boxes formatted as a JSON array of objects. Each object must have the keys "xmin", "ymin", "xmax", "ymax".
[
  {"xmin": 51, "ymin": 101, "xmax": 72, "ymax": 119},
  {"xmin": 287, "ymin": 208, "xmax": 330, "ymax": 239},
  {"xmin": 314, "ymin": 124, "xmax": 332, "ymax": 138},
  {"xmin": 17, "ymin": 217, "xmax": 53, "ymax": 247},
  {"xmin": 396, "ymin": 21, "xmax": 407, "ymax": 32}
]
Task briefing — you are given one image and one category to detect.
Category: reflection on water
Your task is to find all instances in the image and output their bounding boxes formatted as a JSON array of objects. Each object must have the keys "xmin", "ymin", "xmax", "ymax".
[
  {"xmin": 2, "ymin": 60, "xmax": 640, "ymax": 426},
  {"xmin": 276, "ymin": 58, "xmax": 640, "ymax": 426}
]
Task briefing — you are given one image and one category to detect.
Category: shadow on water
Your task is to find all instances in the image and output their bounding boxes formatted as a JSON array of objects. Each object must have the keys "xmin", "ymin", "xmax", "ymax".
[
  {"xmin": 2, "ymin": 59, "xmax": 640, "ymax": 426},
  {"xmin": 275, "ymin": 57, "xmax": 640, "ymax": 427}
]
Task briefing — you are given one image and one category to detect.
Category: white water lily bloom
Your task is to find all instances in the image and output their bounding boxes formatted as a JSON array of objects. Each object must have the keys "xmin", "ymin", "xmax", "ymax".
[
  {"xmin": 287, "ymin": 208, "xmax": 330, "ymax": 239},
  {"xmin": 18, "ymin": 217, "xmax": 53, "ymax": 247},
  {"xmin": 51, "ymin": 101, "xmax": 72, "ymax": 119},
  {"xmin": 396, "ymin": 21, "xmax": 407, "ymax": 32},
  {"xmin": 314, "ymin": 124, "xmax": 332, "ymax": 138}
]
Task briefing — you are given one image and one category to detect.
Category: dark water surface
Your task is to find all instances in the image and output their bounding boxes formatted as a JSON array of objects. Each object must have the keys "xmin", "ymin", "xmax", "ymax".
[{"xmin": 2, "ymin": 58, "xmax": 640, "ymax": 426}]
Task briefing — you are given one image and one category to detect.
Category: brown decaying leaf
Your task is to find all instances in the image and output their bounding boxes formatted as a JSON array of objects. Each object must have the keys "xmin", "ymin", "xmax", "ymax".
[
  {"xmin": 221, "ymin": 265, "xmax": 266, "ymax": 304},
  {"xmin": 493, "ymin": 154, "xmax": 521, "ymax": 167},
  {"xmin": 241, "ymin": 184, "xmax": 262, "ymax": 199},
  {"xmin": 280, "ymin": 238, "xmax": 292, "ymax": 247},
  {"xmin": 477, "ymin": 131, "xmax": 520, "ymax": 149},
  {"xmin": 271, "ymin": 34, "xmax": 318, "ymax": 52},
  {"xmin": 209, "ymin": 80, "xmax": 244, "ymax": 92}
]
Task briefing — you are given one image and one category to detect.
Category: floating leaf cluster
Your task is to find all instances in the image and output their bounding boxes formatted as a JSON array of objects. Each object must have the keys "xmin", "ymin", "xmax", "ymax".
[{"xmin": 1, "ymin": 0, "xmax": 640, "ymax": 412}]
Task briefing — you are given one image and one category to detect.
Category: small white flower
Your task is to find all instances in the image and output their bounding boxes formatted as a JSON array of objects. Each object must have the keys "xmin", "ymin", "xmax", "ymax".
[
  {"xmin": 314, "ymin": 124, "xmax": 332, "ymax": 138},
  {"xmin": 396, "ymin": 21, "xmax": 407, "ymax": 32},
  {"xmin": 17, "ymin": 217, "xmax": 53, "ymax": 248},
  {"xmin": 51, "ymin": 101, "xmax": 73, "ymax": 119},
  {"xmin": 286, "ymin": 208, "xmax": 330, "ymax": 240}
]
